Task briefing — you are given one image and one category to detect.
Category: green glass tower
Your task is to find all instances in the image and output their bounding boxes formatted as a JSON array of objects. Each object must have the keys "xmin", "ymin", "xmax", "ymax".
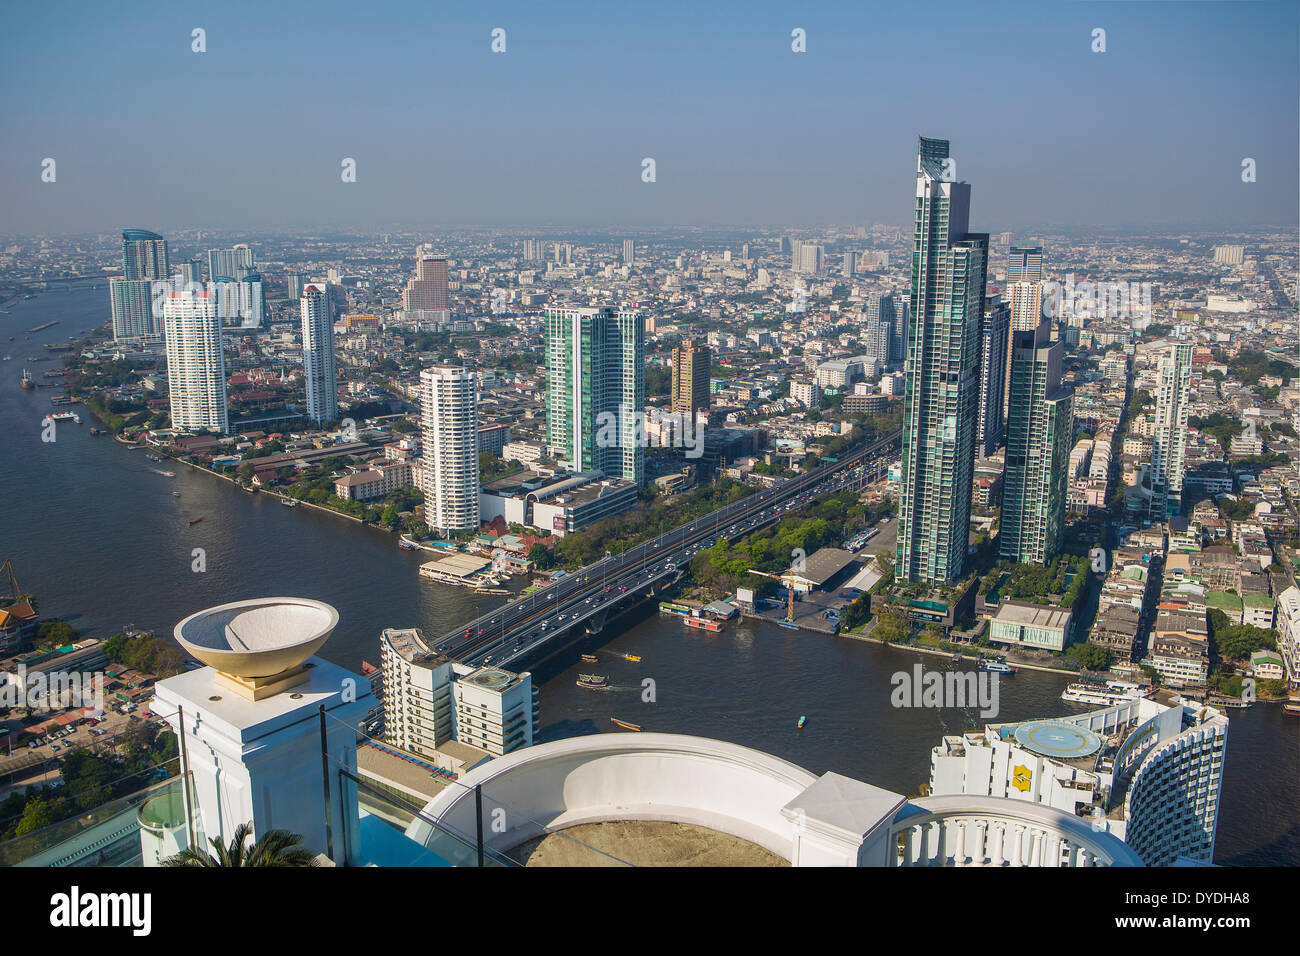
[
  {"xmin": 544, "ymin": 306, "xmax": 645, "ymax": 485},
  {"xmin": 895, "ymin": 137, "xmax": 988, "ymax": 585},
  {"xmin": 1000, "ymin": 323, "xmax": 1074, "ymax": 565}
]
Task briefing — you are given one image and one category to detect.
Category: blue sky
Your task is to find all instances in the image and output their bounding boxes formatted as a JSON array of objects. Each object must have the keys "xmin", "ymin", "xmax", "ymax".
[{"xmin": 1, "ymin": 0, "xmax": 1296, "ymax": 233}]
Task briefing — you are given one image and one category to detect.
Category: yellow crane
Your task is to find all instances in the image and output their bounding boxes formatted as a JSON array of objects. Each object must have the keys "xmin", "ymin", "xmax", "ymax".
[{"xmin": 747, "ymin": 568, "xmax": 802, "ymax": 622}]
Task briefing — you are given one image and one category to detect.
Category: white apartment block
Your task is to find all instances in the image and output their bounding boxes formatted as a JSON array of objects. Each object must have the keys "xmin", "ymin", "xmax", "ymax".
[
  {"xmin": 791, "ymin": 380, "xmax": 821, "ymax": 407},
  {"xmin": 300, "ymin": 283, "xmax": 338, "ymax": 424},
  {"xmin": 421, "ymin": 365, "xmax": 480, "ymax": 533},
  {"xmin": 1276, "ymin": 586, "xmax": 1300, "ymax": 691},
  {"xmin": 380, "ymin": 628, "xmax": 538, "ymax": 761},
  {"xmin": 163, "ymin": 290, "xmax": 228, "ymax": 433},
  {"xmin": 334, "ymin": 460, "xmax": 418, "ymax": 502}
]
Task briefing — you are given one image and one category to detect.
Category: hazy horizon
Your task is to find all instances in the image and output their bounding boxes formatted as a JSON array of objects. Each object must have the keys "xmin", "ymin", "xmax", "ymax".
[{"xmin": 3, "ymin": 0, "xmax": 1296, "ymax": 235}]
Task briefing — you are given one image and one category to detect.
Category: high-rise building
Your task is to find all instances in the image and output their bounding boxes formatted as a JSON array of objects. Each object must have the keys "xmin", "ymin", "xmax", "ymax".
[
  {"xmin": 209, "ymin": 273, "xmax": 264, "ymax": 328},
  {"xmin": 174, "ymin": 261, "xmax": 201, "ymax": 288},
  {"xmin": 862, "ymin": 292, "xmax": 895, "ymax": 364},
  {"xmin": 1000, "ymin": 324, "xmax": 1074, "ymax": 564},
  {"xmin": 300, "ymin": 283, "xmax": 338, "ymax": 424},
  {"xmin": 891, "ymin": 298, "xmax": 909, "ymax": 363},
  {"xmin": 841, "ymin": 251, "xmax": 857, "ymax": 277},
  {"xmin": 122, "ymin": 228, "xmax": 169, "ymax": 280},
  {"xmin": 928, "ymin": 696, "xmax": 1228, "ymax": 867},
  {"xmin": 1212, "ymin": 245, "xmax": 1245, "ymax": 265},
  {"xmin": 163, "ymin": 290, "xmax": 228, "ymax": 433},
  {"xmin": 522, "ymin": 239, "xmax": 541, "ymax": 261},
  {"xmin": 403, "ymin": 254, "xmax": 450, "ymax": 312},
  {"xmin": 1006, "ymin": 245, "xmax": 1043, "ymax": 283},
  {"xmin": 895, "ymin": 137, "xmax": 987, "ymax": 585},
  {"xmin": 286, "ymin": 271, "xmax": 304, "ymax": 301},
  {"xmin": 792, "ymin": 242, "xmax": 824, "ymax": 275},
  {"xmin": 420, "ymin": 365, "xmax": 480, "ymax": 533},
  {"xmin": 1005, "ymin": 279, "xmax": 1045, "ymax": 418},
  {"xmin": 207, "ymin": 244, "xmax": 254, "ymax": 282},
  {"xmin": 623, "ymin": 239, "xmax": 635, "ymax": 265},
  {"xmin": 1151, "ymin": 342, "xmax": 1193, "ymax": 517},
  {"xmin": 976, "ymin": 296, "xmax": 1011, "ymax": 457},
  {"xmin": 544, "ymin": 306, "xmax": 645, "ymax": 485},
  {"xmin": 109, "ymin": 278, "xmax": 158, "ymax": 342},
  {"xmin": 671, "ymin": 338, "xmax": 712, "ymax": 418}
]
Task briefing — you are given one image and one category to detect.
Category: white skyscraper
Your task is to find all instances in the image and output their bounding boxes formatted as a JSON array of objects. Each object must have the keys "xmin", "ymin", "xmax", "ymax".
[
  {"xmin": 163, "ymin": 290, "xmax": 228, "ymax": 433},
  {"xmin": 207, "ymin": 244, "xmax": 255, "ymax": 281},
  {"xmin": 421, "ymin": 366, "xmax": 480, "ymax": 534},
  {"xmin": 623, "ymin": 239, "xmax": 635, "ymax": 265},
  {"xmin": 1151, "ymin": 342, "xmax": 1193, "ymax": 517},
  {"xmin": 300, "ymin": 283, "xmax": 338, "ymax": 425}
]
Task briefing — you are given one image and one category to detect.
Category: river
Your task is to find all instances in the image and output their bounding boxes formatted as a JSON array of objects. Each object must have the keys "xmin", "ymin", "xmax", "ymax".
[{"xmin": 0, "ymin": 283, "xmax": 1294, "ymax": 865}]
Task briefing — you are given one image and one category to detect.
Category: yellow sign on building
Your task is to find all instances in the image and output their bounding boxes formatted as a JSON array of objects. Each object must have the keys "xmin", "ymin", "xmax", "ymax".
[{"xmin": 1012, "ymin": 765, "xmax": 1032, "ymax": 792}]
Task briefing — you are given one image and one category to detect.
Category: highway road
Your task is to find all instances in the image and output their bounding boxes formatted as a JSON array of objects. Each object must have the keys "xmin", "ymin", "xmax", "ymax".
[{"xmin": 441, "ymin": 428, "xmax": 902, "ymax": 669}]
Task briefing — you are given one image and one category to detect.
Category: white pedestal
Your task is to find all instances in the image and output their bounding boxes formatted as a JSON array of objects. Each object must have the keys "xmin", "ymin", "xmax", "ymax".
[{"xmin": 153, "ymin": 656, "xmax": 373, "ymax": 862}]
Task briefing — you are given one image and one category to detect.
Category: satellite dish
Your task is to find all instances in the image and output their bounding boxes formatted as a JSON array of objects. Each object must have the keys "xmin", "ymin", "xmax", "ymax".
[{"xmin": 174, "ymin": 598, "xmax": 338, "ymax": 700}]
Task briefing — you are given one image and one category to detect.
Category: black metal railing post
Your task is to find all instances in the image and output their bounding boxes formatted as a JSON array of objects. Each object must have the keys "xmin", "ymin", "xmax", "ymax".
[
  {"xmin": 475, "ymin": 784, "xmax": 485, "ymax": 867},
  {"xmin": 319, "ymin": 705, "xmax": 335, "ymax": 862}
]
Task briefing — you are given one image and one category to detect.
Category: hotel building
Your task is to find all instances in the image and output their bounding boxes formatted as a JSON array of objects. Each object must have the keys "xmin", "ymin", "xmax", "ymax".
[{"xmin": 928, "ymin": 694, "xmax": 1228, "ymax": 866}]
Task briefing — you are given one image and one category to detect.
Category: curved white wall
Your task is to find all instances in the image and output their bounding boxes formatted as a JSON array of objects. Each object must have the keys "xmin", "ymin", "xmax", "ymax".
[{"xmin": 407, "ymin": 733, "xmax": 818, "ymax": 862}]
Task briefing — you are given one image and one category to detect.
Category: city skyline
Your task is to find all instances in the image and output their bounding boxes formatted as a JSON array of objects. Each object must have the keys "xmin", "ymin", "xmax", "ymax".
[
  {"xmin": 2, "ymin": 2, "xmax": 1296, "ymax": 235},
  {"xmin": 0, "ymin": 1, "xmax": 1295, "ymax": 882}
]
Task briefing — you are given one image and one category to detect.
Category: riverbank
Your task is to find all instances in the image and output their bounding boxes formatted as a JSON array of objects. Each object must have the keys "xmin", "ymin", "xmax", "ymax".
[{"xmin": 837, "ymin": 625, "xmax": 1079, "ymax": 675}]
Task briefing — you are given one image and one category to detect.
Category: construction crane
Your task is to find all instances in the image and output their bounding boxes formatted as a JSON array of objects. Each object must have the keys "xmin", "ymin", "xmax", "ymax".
[
  {"xmin": 747, "ymin": 568, "xmax": 803, "ymax": 622},
  {"xmin": 1, "ymin": 560, "xmax": 21, "ymax": 604}
]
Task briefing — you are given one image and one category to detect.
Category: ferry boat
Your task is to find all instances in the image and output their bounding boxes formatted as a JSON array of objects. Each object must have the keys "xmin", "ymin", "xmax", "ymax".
[
  {"xmin": 621, "ymin": 653, "xmax": 641, "ymax": 662},
  {"xmin": 281, "ymin": 498, "xmax": 299, "ymax": 509},
  {"xmin": 980, "ymin": 659, "xmax": 1016, "ymax": 675},
  {"xmin": 171, "ymin": 492, "xmax": 181, "ymax": 497},
  {"xmin": 474, "ymin": 587, "xmax": 510, "ymax": 595},
  {"xmin": 580, "ymin": 654, "xmax": 599, "ymax": 663},
  {"xmin": 48, "ymin": 411, "xmax": 80, "ymax": 423},
  {"xmin": 1061, "ymin": 679, "xmax": 1146, "ymax": 706},
  {"xmin": 1283, "ymin": 703, "xmax": 1300, "ymax": 717},
  {"xmin": 576, "ymin": 674, "xmax": 609, "ymax": 689},
  {"xmin": 189, "ymin": 516, "xmax": 204, "ymax": 525},
  {"xmin": 154, "ymin": 469, "xmax": 176, "ymax": 478},
  {"xmin": 776, "ymin": 618, "xmax": 800, "ymax": 631},
  {"xmin": 659, "ymin": 601, "xmax": 690, "ymax": 616},
  {"xmin": 797, "ymin": 715, "xmax": 806, "ymax": 729},
  {"xmin": 684, "ymin": 616, "xmax": 724, "ymax": 632},
  {"xmin": 20, "ymin": 368, "xmax": 35, "ymax": 390},
  {"xmin": 89, "ymin": 427, "xmax": 105, "ymax": 436},
  {"xmin": 610, "ymin": 718, "xmax": 642, "ymax": 732}
]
